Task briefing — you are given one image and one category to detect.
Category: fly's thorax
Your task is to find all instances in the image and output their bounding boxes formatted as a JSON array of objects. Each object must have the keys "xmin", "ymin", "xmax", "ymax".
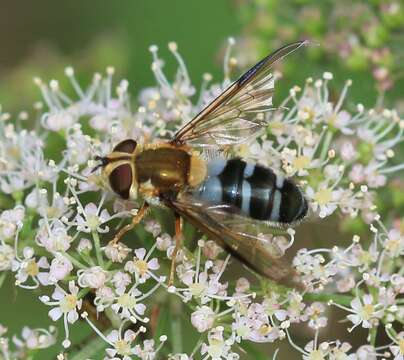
[{"xmin": 134, "ymin": 144, "xmax": 207, "ymax": 197}]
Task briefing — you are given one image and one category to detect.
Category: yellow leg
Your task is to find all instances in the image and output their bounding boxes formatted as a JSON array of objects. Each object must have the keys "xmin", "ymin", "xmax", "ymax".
[
  {"xmin": 109, "ymin": 203, "xmax": 149, "ymax": 245},
  {"xmin": 168, "ymin": 214, "xmax": 183, "ymax": 286}
]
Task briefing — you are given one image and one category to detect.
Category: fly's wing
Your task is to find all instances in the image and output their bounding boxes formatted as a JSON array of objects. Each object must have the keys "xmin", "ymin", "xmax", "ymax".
[
  {"xmin": 166, "ymin": 193, "xmax": 303, "ymax": 289},
  {"xmin": 172, "ymin": 41, "xmax": 308, "ymax": 148}
]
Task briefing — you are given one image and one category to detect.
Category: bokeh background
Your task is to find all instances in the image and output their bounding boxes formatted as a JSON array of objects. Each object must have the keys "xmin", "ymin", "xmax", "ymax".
[{"xmin": 0, "ymin": 0, "xmax": 403, "ymax": 358}]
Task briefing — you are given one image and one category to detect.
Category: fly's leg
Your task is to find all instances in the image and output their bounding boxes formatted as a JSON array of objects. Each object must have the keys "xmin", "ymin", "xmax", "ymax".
[
  {"xmin": 168, "ymin": 214, "xmax": 183, "ymax": 287},
  {"xmin": 109, "ymin": 203, "xmax": 149, "ymax": 246}
]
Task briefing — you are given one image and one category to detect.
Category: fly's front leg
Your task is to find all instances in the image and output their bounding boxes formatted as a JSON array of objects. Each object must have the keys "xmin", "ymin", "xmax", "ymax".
[
  {"xmin": 168, "ymin": 213, "xmax": 183, "ymax": 287},
  {"xmin": 109, "ymin": 203, "xmax": 149, "ymax": 245}
]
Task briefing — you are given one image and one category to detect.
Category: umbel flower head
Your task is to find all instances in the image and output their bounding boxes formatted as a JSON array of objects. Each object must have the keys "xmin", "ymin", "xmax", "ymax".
[{"xmin": 0, "ymin": 39, "xmax": 402, "ymax": 359}]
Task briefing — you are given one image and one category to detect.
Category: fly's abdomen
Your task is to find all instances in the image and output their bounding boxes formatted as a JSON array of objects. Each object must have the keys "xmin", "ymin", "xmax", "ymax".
[{"xmin": 193, "ymin": 158, "xmax": 308, "ymax": 224}]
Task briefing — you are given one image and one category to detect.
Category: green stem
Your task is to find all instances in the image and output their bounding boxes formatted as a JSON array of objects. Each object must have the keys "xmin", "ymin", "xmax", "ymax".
[
  {"xmin": 190, "ymin": 337, "xmax": 204, "ymax": 358},
  {"xmin": 92, "ymin": 231, "xmax": 104, "ymax": 267},
  {"xmin": 63, "ymin": 252, "xmax": 88, "ymax": 270},
  {"xmin": 303, "ymin": 292, "xmax": 353, "ymax": 307},
  {"xmin": 79, "ymin": 252, "xmax": 96, "ymax": 267},
  {"xmin": 319, "ymin": 130, "xmax": 333, "ymax": 161},
  {"xmin": 369, "ymin": 327, "xmax": 377, "ymax": 347}
]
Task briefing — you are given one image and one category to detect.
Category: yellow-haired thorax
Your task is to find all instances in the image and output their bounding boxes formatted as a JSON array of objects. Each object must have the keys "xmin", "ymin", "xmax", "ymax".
[
  {"xmin": 188, "ymin": 152, "xmax": 207, "ymax": 188},
  {"xmin": 145, "ymin": 143, "xmax": 207, "ymax": 188}
]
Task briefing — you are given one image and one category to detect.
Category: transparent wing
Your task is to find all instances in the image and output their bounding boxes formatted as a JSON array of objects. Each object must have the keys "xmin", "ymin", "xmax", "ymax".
[
  {"xmin": 172, "ymin": 41, "xmax": 308, "ymax": 148},
  {"xmin": 166, "ymin": 193, "xmax": 302, "ymax": 289}
]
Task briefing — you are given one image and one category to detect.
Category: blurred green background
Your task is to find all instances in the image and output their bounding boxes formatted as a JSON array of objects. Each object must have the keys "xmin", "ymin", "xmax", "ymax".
[{"xmin": 0, "ymin": 0, "xmax": 240, "ymax": 112}]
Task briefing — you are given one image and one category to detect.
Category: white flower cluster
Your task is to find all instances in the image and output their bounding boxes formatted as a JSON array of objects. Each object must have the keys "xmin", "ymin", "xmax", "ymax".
[
  {"xmin": 0, "ymin": 40, "xmax": 402, "ymax": 359},
  {"xmin": 0, "ymin": 324, "xmax": 56, "ymax": 359},
  {"xmin": 235, "ymin": 75, "xmax": 404, "ymax": 222}
]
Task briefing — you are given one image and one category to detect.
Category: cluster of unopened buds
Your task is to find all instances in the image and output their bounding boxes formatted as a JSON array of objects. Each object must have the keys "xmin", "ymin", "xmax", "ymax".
[{"xmin": 0, "ymin": 39, "xmax": 402, "ymax": 359}]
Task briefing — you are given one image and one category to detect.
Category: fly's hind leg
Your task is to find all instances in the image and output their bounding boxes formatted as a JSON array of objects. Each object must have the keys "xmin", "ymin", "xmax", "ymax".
[
  {"xmin": 109, "ymin": 203, "xmax": 149, "ymax": 246},
  {"xmin": 168, "ymin": 213, "xmax": 183, "ymax": 287}
]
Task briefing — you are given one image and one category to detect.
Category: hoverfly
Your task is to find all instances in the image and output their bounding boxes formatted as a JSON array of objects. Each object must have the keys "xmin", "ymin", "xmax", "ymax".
[{"xmin": 95, "ymin": 41, "xmax": 309, "ymax": 288}]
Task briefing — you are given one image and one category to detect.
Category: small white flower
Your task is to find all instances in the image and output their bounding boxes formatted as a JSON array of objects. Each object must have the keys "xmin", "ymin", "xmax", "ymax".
[
  {"xmin": 305, "ymin": 302, "xmax": 328, "ymax": 329},
  {"xmin": 382, "ymin": 229, "xmax": 404, "ymax": 258},
  {"xmin": 133, "ymin": 338, "xmax": 164, "ymax": 360},
  {"xmin": 389, "ymin": 332, "xmax": 404, "ymax": 360},
  {"xmin": 340, "ymin": 140, "xmax": 357, "ymax": 162},
  {"xmin": 355, "ymin": 345, "xmax": 378, "ymax": 360},
  {"xmin": 111, "ymin": 288, "xmax": 148, "ymax": 322},
  {"xmin": 346, "ymin": 294, "xmax": 383, "ymax": 330},
  {"xmin": 336, "ymin": 274, "xmax": 356, "ymax": 293},
  {"xmin": 202, "ymin": 240, "xmax": 223, "ymax": 260},
  {"xmin": 36, "ymin": 219, "xmax": 72, "ymax": 253},
  {"xmin": 105, "ymin": 329, "xmax": 137, "ymax": 360},
  {"xmin": 104, "ymin": 242, "xmax": 131, "ymax": 263},
  {"xmin": 12, "ymin": 326, "xmax": 56, "ymax": 350},
  {"xmin": 12, "ymin": 247, "xmax": 50, "ymax": 288},
  {"xmin": 77, "ymin": 266, "xmax": 108, "ymax": 289},
  {"xmin": 328, "ymin": 341, "xmax": 355, "ymax": 360},
  {"xmin": 306, "ymin": 183, "xmax": 339, "ymax": 218},
  {"xmin": 40, "ymin": 281, "xmax": 82, "ymax": 348},
  {"xmin": 47, "ymin": 253, "xmax": 73, "ymax": 284},
  {"xmin": 303, "ymin": 340, "xmax": 330, "ymax": 360},
  {"xmin": 74, "ymin": 202, "xmax": 111, "ymax": 233},
  {"xmin": 42, "ymin": 110, "xmax": 76, "ymax": 132},
  {"xmin": 26, "ymin": 188, "xmax": 68, "ymax": 219},
  {"xmin": 0, "ymin": 206, "xmax": 25, "ymax": 240},
  {"xmin": 77, "ymin": 238, "xmax": 93, "ymax": 252},
  {"xmin": 201, "ymin": 326, "xmax": 239, "ymax": 360},
  {"xmin": 125, "ymin": 248, "xmax": 159, "ymax": 283},
  {"xmin": 94, "ymin": 286, "xmax": 115, "ymax": 311},
  {"xmin": 191, "ymin": 306, "xmax": 215, "ymax": 333},
  {"xmin": 144, "ymin": 220, "xmax": 161, "ymax": 237},
  {"xmin": 156, "ymin": 233, "xmax": 172, "ymax": 251},
  {"xmin": 111, "ymin": 271, "xmax": 131, "ymax": 291}
]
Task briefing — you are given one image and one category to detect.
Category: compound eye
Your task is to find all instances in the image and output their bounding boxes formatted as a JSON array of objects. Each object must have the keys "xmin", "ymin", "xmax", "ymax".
[
  {"xmin": 109, "ymin": 164, "xmax": 133, "ymax": 199},
  {"xmin": 113, "ymin": 139, "xmax": 137, "ymax": 153}
]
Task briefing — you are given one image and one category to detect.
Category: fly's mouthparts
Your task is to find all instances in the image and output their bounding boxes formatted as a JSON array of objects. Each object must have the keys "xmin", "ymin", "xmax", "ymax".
[{"xmin": 91, "ymin": 156, "xmax": 109, "ymax": 173}]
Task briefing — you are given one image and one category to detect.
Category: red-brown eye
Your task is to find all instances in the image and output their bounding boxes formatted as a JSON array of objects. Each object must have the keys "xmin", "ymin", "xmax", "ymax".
[
  {"xmin": 109, "ymin": 164, "xmax": 133, "ymax": 199},
  {"xmin": 113, "ymin": 139, "xmax": 137, "ymax": 153}
]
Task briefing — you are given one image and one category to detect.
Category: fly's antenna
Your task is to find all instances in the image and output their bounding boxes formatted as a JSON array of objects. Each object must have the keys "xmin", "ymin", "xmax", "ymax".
[{"xmin": 91, "ymin": 156, "xmax": 109, "ymax": 173}]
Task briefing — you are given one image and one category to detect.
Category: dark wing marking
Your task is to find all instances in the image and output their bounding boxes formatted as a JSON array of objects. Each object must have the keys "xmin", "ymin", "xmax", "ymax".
[
  {"xmin": 172, "ymin": 41, "xmax": 308, "ymax": 148},
  {"xmin": 165, "ymin": 194, "xmax": 303, "ymax": 289}
]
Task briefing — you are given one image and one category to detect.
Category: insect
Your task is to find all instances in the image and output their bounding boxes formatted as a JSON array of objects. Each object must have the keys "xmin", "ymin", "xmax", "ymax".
[{"xmin": 95, "ymin": 41, "xmax": 309, "ymax": 288}]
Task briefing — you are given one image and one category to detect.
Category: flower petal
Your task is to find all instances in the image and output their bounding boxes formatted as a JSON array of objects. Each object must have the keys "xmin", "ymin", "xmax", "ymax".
[{"xmin": 48, "ymin": 307, "xmax": 63, "ymax": 321}]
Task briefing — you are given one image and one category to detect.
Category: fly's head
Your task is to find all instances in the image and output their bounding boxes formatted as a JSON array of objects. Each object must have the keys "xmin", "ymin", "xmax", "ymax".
[{"xmin": 93, "ymin": 139, "xmax": 140, "ymax": 200}]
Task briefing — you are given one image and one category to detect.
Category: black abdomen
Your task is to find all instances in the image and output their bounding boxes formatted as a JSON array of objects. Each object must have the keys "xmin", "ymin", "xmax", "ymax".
[{"xmin": 193, "ymin": 158, "xmax": 307, "ymax": 224}]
